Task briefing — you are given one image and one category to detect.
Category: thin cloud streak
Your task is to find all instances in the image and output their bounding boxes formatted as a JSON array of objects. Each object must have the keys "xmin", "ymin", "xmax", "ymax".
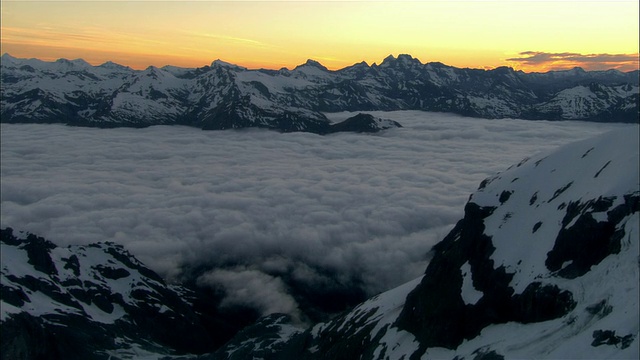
[
  {"xmin": 187, "ymin": 32, "xmax": 272, "ymax": 48},
  {"xmin": 1, "ymin": 26, "xmax": 210, "ymax": 68},
  {"xmin": 2, "ymin": 26, "xmax": 170, "ymax": 52},
  {"xmin": 507, "ymin": 51, "xmax": 639, "ymax": 72}
]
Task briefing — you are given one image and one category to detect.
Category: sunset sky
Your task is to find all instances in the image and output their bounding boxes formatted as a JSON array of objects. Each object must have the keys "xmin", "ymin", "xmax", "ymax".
[{"xmin": 1, "ymin": 1, "xmax": 638, "ymax": 72}]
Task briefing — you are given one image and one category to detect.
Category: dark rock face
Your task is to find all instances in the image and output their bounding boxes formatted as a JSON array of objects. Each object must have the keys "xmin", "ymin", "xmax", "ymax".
[
  {"xmin": 546, "ymin": 194, "xmax": 639, "ymax": 278},
  {"xmin": 469, "ymin": 349, "xmax": 505, "ymax": 360},
  {"xmin": 591, "ymin": 330, "xmax": 635, "ymax": 349},
  {"xmin": 22, "ymin": 233, "xmax": 58, "ymax": 275},
  {"xmin": 392, "ymin": 130, "xmax": 639, "ymax": 358},
  {"xmin": 532, "ymin": 221, "xmax": 543, "ymax": 233},
  {"xmin": 512, "ymin": 282, "xmax": 575, "ymax": 323},
  {"xmin": 1, "ymin": 312, "xmax": 116, "ymax": 360},
  {"xmin": 395, "ymin": 201, "xmax": 576, "ymax": 352},
  {"xmin": 498, "ymin": 190, "xmax": 513, "ymax": 204},
  {"xmin": 327, "ymin": 113, "xmax": 402, "ymax": 133},
  {"xmin": 62, "ymin": 254, "xmax": 81, "ymax": 276},
  {"xmin": 396, "ymin": 190, "xmax": 631, "ymax": 353}
]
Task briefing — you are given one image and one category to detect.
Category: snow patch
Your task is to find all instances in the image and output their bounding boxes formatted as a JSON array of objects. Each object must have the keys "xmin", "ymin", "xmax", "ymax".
[{"xmin": 460, "ymin": 261, "xmax": 483, "ymax": 305}]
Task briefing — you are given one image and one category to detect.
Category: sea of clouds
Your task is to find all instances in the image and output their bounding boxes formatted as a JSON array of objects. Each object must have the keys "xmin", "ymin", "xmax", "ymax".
[{"xmin": 1, "ymin": 111, "xmax": 631, "ymax": 320}]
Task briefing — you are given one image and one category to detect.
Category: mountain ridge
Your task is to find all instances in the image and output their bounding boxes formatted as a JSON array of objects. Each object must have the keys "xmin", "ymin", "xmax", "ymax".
[
  {"xmin": 0, "ymin": 227, "xmax": 255, "ymax": 358},
  {"xmin": 2, "ymin": 53, "xmax": 638, "ymax": 132},
  {"xmin": 4, "ymin": 52, "xmax": 637, "ymax": 75}
]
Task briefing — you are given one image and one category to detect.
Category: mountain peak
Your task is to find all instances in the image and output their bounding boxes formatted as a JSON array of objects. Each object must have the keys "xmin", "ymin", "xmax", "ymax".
[
  {"xmin": 338, "ymin": 60, "xmax": 371, "ymax": 75},
  {"xmin": 379, "ymin": 53, "xmax": 423, "ymax": 68},
  {"xmin": 397, "ymin": 53, "xmax": 418, "ymax": 61},
  {"xmin": 294, "ymin": 59, "xmax": 329, "ymax": 71},
  {"xmin": 380, "ymin": 54, "xmax": 396, "ymax": 64},
  {"xmin": 547, "ymin": 66, "xmax": 587, "ymax": 76},
  {"xmin": 211, "ymin": 59, "xmax": 246, "ymax": 70},
  {"xmin": 98, "ymin": 60, "xmax": 130, "ymax": 70},
  {"xmin": 1, "ymin": 53, "xmax": 17, "ymax": 61},
  {"xmin": 0, "ymin": 53, "xmax": 21, "ymax": 66},
  {"xmin": 54, "ymin": 57, "xmax": 91, "ymax": 68}
]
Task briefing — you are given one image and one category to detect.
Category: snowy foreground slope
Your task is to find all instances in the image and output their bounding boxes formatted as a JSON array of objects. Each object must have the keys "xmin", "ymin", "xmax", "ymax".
[
  {"xmin": 0, "ymin": 229, "xmax": 242, "ymax": 359},
  {"xmin": 215, "ymin": 127, "xmax": 639, "ymax": 360},
  {"xmin": 1, "ymin": 127, "xmax": 638, "ymax": 359}
]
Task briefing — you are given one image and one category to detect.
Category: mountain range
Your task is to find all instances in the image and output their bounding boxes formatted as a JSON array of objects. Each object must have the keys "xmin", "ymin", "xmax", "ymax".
[
  {"xmin": 2, "ymin": 127, "xmax": 638, "ymax": 359},
  {"xmin": 1, "ymin": 53, "xmax": 638, "ymax": 133}
]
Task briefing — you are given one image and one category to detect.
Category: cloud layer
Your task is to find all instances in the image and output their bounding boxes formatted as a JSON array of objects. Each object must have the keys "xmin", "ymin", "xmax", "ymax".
[
  {"xmin": 1, "ymin": 111, "xmax": 630, "ymax": 319},
  {"xmin": 507, "ymin": 51, "xmax": 639, "ymax": 72}
]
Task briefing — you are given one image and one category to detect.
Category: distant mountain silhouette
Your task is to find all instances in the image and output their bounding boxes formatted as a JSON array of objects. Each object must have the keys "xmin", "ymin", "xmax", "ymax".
[{"xmin": 1, "ymin": 53, "xmax": 638, "ymax": 132}]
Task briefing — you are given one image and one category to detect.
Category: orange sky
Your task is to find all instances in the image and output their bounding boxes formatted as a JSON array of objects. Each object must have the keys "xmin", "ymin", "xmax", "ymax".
[{"xmin": 1, "ymin": 1, "xmax": 638, "ymax": 72}]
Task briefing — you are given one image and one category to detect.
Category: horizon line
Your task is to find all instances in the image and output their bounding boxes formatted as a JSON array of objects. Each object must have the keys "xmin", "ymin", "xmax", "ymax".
[{"xmin": 3, "ymin": 52, "xmax": 639, "ymax": 75}]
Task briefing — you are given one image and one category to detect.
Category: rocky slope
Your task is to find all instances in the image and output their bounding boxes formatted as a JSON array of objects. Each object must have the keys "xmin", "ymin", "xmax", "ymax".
[
  {"xmin": 1, "ymin": 54, "xmax": 637, "ymax": 133},
  {"xmin": 215, "ymin": 127, "xmax": 639, "ymax": 359},
  {"xmin": 0, "ymin": 228, "xmax": 258, "ymax": 359}
]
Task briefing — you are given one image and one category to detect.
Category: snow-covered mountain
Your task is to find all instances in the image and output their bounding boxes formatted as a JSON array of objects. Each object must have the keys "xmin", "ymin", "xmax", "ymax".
[
  {"xmin": 0, "ymin": 228, "xmax": 256, "ymax": 359},
  {"xmin": 2, "ymin": 127, "xmax": 638, "ymax": 359},
  {"xmin": 213, "ymin": 127, "xmax": 639, "ymax": 359},
  {"xmin": 1, "ymin": 53, "xmax": 637, "ymax": 132}
]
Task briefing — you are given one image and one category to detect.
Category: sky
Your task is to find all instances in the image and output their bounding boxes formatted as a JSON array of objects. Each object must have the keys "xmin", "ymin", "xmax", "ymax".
[
  {"xmin": 1, "ymin": 112, "xmax": 632, "ymax": 319},
  {"xmin": 1, "ymin": 0, "xmax": 638, "ymax": 72}
]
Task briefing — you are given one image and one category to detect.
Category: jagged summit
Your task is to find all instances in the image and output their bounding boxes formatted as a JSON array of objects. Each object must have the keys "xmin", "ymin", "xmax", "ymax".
[
  {"xmin": 380, "ymin": 54, "xmax": 397, "ymax": 63},
  {"xmin": 294, "ymin": 59, "xmax": 330, "ymax": 71},
  {"xmin": 378, "ymin": 53, "xmax": 423, "ymax": 68},
  {"xmin": 351, "ymin": 60, "xmax": 369, "ymax": 67},
  {"xmin": 210, "ymin": 59, "xmax": 247, "ymax": 70},
  {"xmin": 98, "ymin": 60, "xmax": 130, "ymax": 70},
  {"xmin": 568, "ymin": 66, "xmax": 587, "ymax": 74},
  {"xmin": 54, "ymin": 57, "xmax": 91, "ymax": 67},
  {"xmin": 0, "ymin": 53, "xmax": 18, "ymax": 62}
]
